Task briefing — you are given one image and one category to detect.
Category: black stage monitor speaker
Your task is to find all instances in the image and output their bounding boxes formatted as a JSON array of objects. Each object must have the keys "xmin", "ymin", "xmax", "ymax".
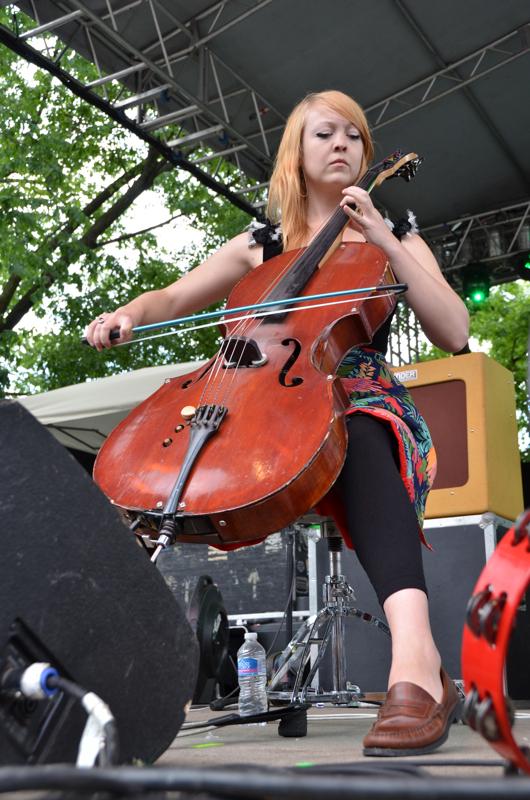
[{"xmin": 0, "ymin": 401, "xmax": 198, "ymax": 765}]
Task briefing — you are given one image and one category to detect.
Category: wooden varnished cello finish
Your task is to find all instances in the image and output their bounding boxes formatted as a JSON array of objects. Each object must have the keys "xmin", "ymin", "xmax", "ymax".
[
  {"xmin": 93, "ymin": 154, "xmax": 420, "ymax": 546},
  {"xmin": 94, "ymin": 243, "xmax": 394, "ymax": 544}
]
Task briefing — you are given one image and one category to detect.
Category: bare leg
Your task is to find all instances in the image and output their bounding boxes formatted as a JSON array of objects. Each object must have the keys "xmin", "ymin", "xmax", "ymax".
[{"xmin": 383, "ymin": 588, "xmax": 443, "ymax": 702}]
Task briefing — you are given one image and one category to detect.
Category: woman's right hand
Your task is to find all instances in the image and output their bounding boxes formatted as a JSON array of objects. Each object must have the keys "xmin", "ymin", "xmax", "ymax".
[
  {"xmin": 85, "ymin": 309, "xmax": 137, "ymax": 351},
  {"xmin": 84, "ymin": 231, "xmax": 258, "ymax": 352}
]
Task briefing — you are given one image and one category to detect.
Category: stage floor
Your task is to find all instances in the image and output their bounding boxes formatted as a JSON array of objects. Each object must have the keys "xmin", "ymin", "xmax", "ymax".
[{"xmin": 159, "ymin": 705, "xmax": 530, "ymax": 777}]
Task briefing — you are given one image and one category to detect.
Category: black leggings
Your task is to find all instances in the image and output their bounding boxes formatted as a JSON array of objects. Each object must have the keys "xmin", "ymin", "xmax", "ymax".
[{"xmin": 335, "ymin": 413, "xmax": 428, "ymax": 608}]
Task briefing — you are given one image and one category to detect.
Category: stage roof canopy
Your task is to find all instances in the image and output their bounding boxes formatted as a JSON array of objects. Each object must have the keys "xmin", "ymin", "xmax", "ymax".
[{"xmin": 2, "ymin": 0, "xmax": 529, "ymax": 289}]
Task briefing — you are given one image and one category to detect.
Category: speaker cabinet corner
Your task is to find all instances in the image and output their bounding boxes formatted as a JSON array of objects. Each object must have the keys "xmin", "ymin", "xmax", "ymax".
[{"xmin": 391, "ymin": 353, "xmax": 523, "ymax": 521}]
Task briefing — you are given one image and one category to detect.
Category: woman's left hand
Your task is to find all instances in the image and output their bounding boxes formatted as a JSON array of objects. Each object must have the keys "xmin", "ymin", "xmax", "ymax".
[
  {"xmin": 340, "ymin": 186, "xmax": 396, "ymax": 252},
  {"xmin": 340, "ymin": 187, "xmax": 469, "ymax": 353}
]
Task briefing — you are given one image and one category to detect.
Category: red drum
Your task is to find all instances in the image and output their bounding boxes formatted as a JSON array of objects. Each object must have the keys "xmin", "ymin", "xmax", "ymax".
[{"xmin": 461, "ymin": 509, "xmax": 530, "ymax": 773}]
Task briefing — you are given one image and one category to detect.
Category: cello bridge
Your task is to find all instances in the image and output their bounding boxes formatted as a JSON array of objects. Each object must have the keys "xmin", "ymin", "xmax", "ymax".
[{"xmin": 221, "ymin": 336, "xmax": 267, "ymax": 368}]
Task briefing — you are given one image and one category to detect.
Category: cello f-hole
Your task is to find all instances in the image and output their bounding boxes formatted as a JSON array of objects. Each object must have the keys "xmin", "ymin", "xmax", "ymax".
[
  {"xmin": 279, "ymin": 338, "xmax": 303, "ymax": 388},
  {"xmin": 181, "ymin": 359, "xmax": 215, "ymax": 389}
]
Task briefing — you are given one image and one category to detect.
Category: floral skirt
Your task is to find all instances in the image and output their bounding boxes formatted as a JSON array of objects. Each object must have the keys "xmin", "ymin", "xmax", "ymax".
[{"xmin": 316, "ymin": 347, "xmax": 437, "ymax": 548}]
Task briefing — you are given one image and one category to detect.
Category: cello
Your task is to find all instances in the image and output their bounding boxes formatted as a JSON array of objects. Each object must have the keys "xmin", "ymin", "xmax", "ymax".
[{"xmin": 94, "ymin": 152, "xmax": 421, "ymax": 551}]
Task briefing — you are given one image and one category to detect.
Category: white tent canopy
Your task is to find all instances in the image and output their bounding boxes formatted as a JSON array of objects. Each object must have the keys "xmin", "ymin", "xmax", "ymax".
[{"xmin": 18, "ymin": 361, "xmax": 205, "ymax": 454}]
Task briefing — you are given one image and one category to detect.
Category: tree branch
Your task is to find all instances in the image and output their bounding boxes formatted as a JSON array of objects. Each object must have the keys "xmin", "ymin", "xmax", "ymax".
[
  {"xmin": 0, "ymin": 270, "xmax": 55, "ymax": 332},
  {"xmin": 0, "ymin": 160, "xmax": 151, "ymax": 324},
  {"xmin": 40, "ymin": 159, "xmax": 149, "ymax": 255},
  {"xmin": 0, "ymin": 273, "xmax": 21, "ymax": 316},
  {"xmin": 94, "ymin": 212, "xmax": 183, "ymax": 249},
  {"xmin": 81, "ymin": 147, "xmax": 170, "ymax": 248},
  {"xmin": 82, "ymin": 159, "xmax": 148, "ymax": 219},
  {"xmin": 0, "ymin": 176, "xmax": 42, "ymax": 184},
  {"xmin": 0, "ymin": 148, "xmax": 173, "ymax": 331}
]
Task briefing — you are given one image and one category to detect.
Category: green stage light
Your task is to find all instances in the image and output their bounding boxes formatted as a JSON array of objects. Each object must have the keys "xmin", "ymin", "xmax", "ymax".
[
  {"xmin": 462, "ymin": 263, "xmax": 490, "ymax": 306},
  {"xmin": 471, "ymin": 288, "xmax": 487, "ymax": 304}
]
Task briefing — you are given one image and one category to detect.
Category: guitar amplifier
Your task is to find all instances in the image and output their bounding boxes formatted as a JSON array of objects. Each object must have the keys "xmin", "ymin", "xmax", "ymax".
[{"xmin": 391, "ymin": 353, "xmax": 523, "ymax": 521}]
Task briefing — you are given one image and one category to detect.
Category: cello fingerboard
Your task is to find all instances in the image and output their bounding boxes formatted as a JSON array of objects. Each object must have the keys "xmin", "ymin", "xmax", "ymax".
[{"xmin": 262, "ymin": 206, "xmax": 350, "ymax": 321}]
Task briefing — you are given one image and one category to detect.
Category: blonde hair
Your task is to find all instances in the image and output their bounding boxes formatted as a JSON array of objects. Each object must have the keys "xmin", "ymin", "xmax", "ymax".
[{"xmin": 267, "ymin": 91, "xmax": 374, "ymax": 250}]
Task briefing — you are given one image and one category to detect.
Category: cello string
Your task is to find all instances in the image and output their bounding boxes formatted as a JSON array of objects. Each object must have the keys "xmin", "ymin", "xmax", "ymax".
[
  {"xmin": 196, "ymin": 297, "xmax": 262, "ymax": 407},
  {"xmin": 195, "ymin": 213, "xmax": 358, "ymax": 407},
  {"xmin": 192, "ymin": 199, "xmax": 359, "ymax": 407},
  {"xmin": 195, "ymin": 250, "xmax": 310, "ymax": 407},
  {"xmin": 200, "ymin": 193, "xmax": 389, "ymax": 405},
  {"xmin": 190, "ymin": 286, "xmax": 402, "ymax": 409}
]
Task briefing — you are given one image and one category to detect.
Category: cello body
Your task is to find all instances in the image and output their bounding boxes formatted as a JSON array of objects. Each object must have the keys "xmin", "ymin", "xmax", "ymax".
[{"xmin": 94, "ymin": 241, "xmax": 396, "ymax": 546}]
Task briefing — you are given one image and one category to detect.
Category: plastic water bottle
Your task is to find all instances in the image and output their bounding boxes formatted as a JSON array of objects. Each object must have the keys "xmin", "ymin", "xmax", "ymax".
[{"xmin": 237, "ymin": 632, "xmax": 268, "ymax": 721}]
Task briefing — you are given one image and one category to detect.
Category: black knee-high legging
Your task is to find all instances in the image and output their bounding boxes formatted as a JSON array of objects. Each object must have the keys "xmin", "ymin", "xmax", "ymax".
[{"xmin": 335, "ymin": 413, "xmax": 428, "ymax": 608}]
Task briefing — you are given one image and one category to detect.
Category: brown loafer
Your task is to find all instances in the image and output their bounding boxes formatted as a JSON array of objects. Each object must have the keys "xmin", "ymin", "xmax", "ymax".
[{"xmin": 363, "ymin": 669, "xmax": 460, "ymax": 757}]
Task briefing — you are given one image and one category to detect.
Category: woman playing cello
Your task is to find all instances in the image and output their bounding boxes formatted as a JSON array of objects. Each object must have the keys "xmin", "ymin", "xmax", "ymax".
[{"xmin": 86, "ymin": 90, "xmax": 469, "ymax": 756}]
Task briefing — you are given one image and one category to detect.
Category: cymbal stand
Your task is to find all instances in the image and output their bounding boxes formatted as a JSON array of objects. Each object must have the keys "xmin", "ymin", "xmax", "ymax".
[{"xmin": 267, "ymin": 518, "xmax": 390, "ymax": 706}]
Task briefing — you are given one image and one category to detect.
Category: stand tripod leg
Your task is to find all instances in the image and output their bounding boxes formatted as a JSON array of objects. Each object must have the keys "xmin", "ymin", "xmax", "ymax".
[
  {"xmin": 293, "ymin": 612, "xmax": 334, "ymax": 701},
  {"xmin": 268, "ymin": 616, "xmax": 315, "ymax": 693},
  {"xmin": 332, "ymin": 603, "xmax": 347, "ymax": 693},
  {"xmin": 344, "ymin": 607, "xmax": 391, "ymax": 637},
  {"xmin": 267, "ymin": 610, "xmax": 334, "ymax": 701}
]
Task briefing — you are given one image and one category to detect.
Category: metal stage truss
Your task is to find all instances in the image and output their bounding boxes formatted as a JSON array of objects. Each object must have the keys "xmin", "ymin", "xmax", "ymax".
[
  {"xmin": 1, "ymin": 1, "xmax": 529, "ymax": 308},
  {"xmin": 422, "ymin": 200, "xmax": 530, "ymax": 291}
]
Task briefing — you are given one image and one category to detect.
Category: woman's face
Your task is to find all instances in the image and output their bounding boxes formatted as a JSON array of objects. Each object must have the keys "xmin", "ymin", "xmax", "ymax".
[{"xmin": 301, "ymin": 103, "xmax": 364, "ymax": 194}]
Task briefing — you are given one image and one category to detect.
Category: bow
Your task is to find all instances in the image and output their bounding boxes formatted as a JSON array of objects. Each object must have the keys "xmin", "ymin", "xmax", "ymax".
[{"xmin": 85, "ymin": 282, "xmax": 407, "ymax": 347}]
